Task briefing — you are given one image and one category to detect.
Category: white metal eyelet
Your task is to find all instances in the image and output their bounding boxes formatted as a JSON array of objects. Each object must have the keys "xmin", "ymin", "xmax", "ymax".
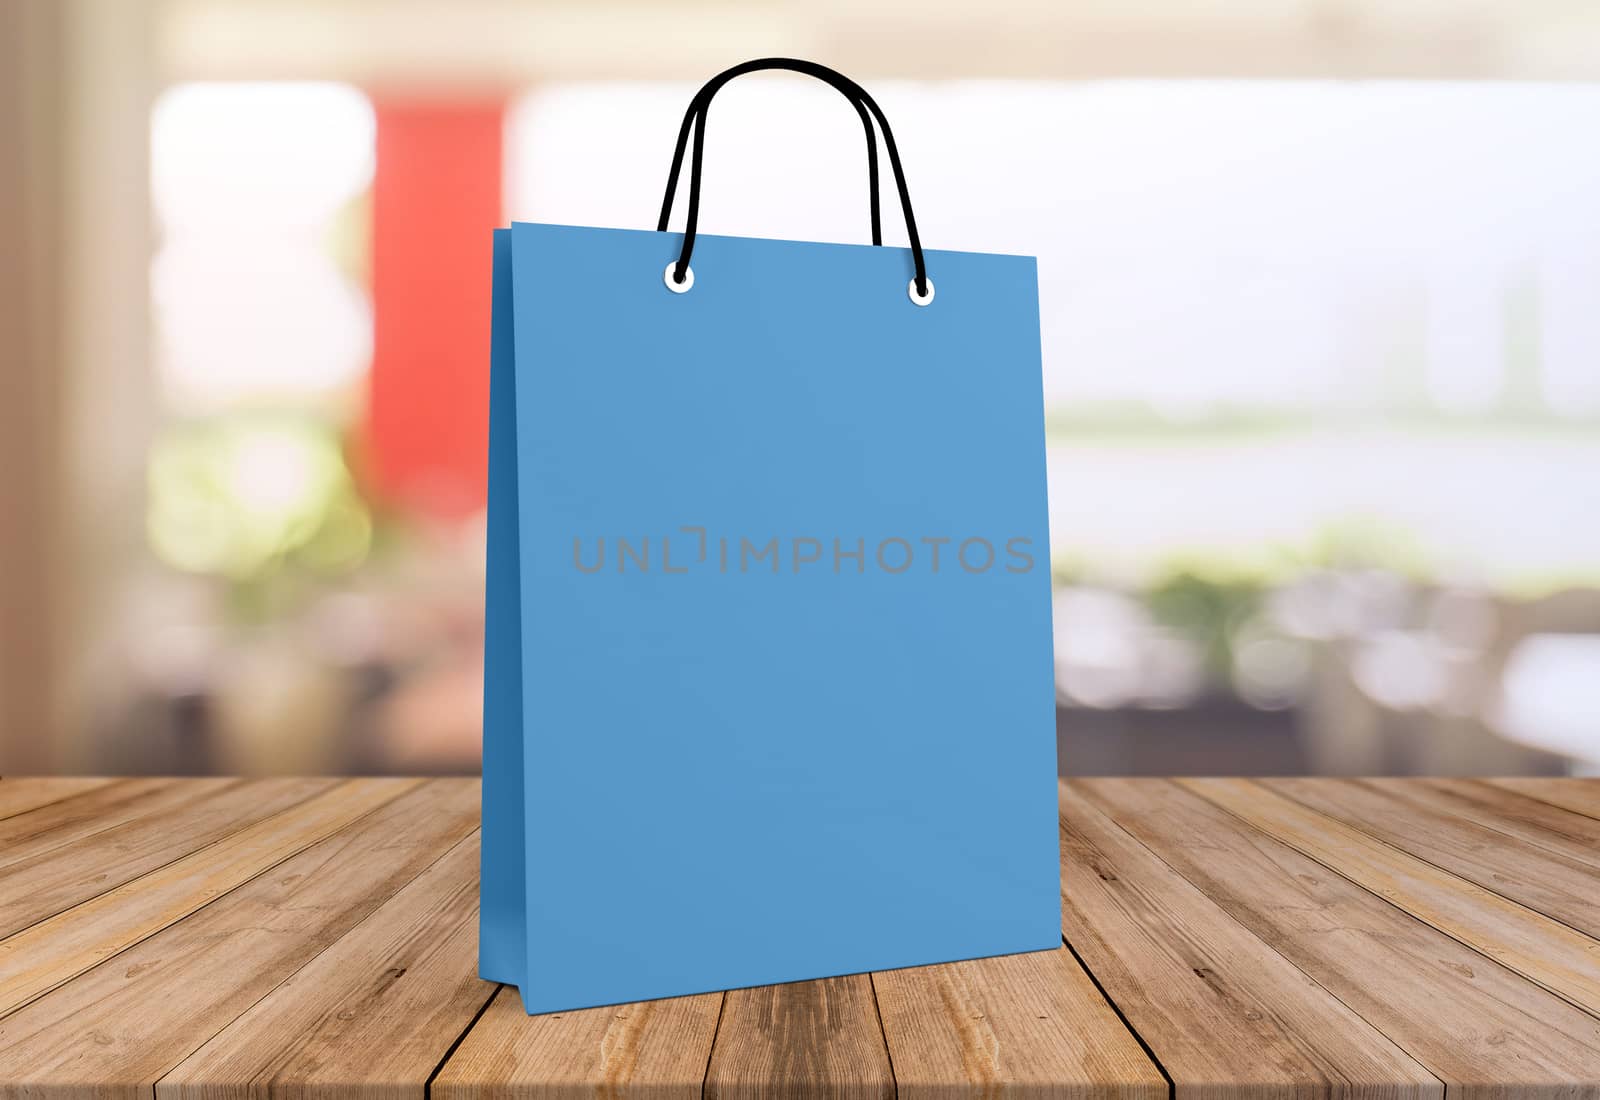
[
  {"xmin": 908, "ymin": 277, "xmax": 935, "ymax": 306},
  {"xmin": 664, "ymin": 262, "xmax": 694, "ymax": 293}
]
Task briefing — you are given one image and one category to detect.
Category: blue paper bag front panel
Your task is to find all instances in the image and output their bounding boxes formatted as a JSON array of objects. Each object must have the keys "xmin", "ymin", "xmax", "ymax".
[{"xmin": 481, "ymin": 221, "xmax": 1058, "ymax": 1013}]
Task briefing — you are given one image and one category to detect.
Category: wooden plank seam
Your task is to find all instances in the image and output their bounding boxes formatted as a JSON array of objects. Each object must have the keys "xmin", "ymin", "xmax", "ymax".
[
  {"xmin": 866, "ymin": 974, "xmax": 899, "ymax": 1095},
  {"xmin": 1062, "ymin": 790, "xmax": 1436, "ymax": 1100},
  {"xmin": 1056, "ymin": 934, "xmax": 1175, "ymax": 1100},
  {"xmin": 1061, "ymin": 783, "xmax": 1444, "ymax": 1100},
  {"xmin": 0, "ymin": 778, "xmax": 418, "ymax": 1019},
  {"xmin": 1179, "ymin": 779, "xmax": 1600, "ymax": 1022},
  {"xmin": 155, "ymin": 825, "xmax": 495, "ymax": 1097},
  {"xmin": 1266, "ymin": 778, "xmax": 1600, "ymax": 945},
  {"xmin": 701, "ymin": 988, "xmax": 731, "ymax": 1097},
  {"xmin": 1075, "ymin": 778, "xmax": 1600, "ymax": 1100},
  {"xmin": 3, "ymin": 778, "xmax": 1598, "ymax": 1098},
  {"xmin": 422, "ymin": 974, "xmax": 504, "ymax": 1096}
]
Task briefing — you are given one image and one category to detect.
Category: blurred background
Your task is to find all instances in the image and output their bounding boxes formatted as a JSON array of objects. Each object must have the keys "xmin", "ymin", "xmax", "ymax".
[{"xmin": 5, "ymin": 0, "xmax": 1599, "ymax": 778}]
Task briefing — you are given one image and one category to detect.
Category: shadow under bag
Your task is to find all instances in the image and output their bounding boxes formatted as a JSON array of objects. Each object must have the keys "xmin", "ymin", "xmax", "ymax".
[{"xmin": 480, "ymin": 58, "xmax": 1060, "ymax": 1014}]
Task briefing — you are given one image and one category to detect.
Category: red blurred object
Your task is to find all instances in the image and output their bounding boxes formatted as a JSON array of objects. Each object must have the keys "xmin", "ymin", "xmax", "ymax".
[{"xmin": 366, "ymin": 98, "xmax": 504, "ymax": 521}]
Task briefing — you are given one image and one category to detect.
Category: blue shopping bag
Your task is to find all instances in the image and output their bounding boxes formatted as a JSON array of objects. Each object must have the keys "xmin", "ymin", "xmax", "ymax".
[{"xmin": 480, "ymin": 59, "xmax": 1059, "ymax": 1014}]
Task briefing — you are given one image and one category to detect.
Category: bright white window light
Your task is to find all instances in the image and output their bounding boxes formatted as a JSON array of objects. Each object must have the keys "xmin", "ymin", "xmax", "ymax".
[
  {"xmin": 152, "ymin": 83, "xmax": 374, "ymax": 233},
  {"xmin": 151, "ymin": 83, "xmax": 374, "ymax": 413},
  {"xmin": 506, "ymin": 80, "xmax": 1600, "ymax": 582},
  {"xmin": 507, "ymin": 80, "xmax": 1600, "ymax": 414},
  {"xmin": 1496, "ymin": 634, "xmax": 1600, "ymax": 765}
]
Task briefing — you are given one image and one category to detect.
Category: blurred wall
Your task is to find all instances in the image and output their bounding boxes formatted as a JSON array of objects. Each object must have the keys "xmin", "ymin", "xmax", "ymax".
[
  {"xmin": 0, "ymin": 1, "xmax": 62, "ymax": 773},
  {"xmin": 155, "ymin": 0, "xmax": 1600, "ymax": 84},
  {"xmin": 1, "ymin": 0, "xmax": 153, "ymax": 773},
  {"xmin": 7, "ymin": 0, "xmax": 1600, "ymax": 773}
]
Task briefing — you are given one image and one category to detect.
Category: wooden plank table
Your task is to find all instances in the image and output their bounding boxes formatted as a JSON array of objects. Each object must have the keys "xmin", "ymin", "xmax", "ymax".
[{"xmin": 0, "ymin": 777, "xmax": 1597, "ymax": 1099}]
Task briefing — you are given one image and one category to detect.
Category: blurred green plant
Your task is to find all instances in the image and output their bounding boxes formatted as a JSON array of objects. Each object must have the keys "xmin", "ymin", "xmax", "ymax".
[
  {"xmin": 1142, "ymin": 570, "xmax": 1265, "ymax": 681},
  {"xmin": 1291, "ymin": 520, "xmax": 1432, "ymax": 579},
  {"xmin": 147, "ymin": 412, "xmax": 373, "ymax": 617},
  {"xmin": 1051, "ymin": 521, "xmax": 1430, "ymax": 697}
]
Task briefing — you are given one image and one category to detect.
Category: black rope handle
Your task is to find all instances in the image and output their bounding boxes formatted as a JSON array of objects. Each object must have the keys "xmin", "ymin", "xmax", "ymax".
[
  {"xmin": 657, "ymin": 74, "xmax": 882, "ymax": 253},
  {"xmin": 656, "ymin": 58, "xmax": 929, "ymax": 298}
]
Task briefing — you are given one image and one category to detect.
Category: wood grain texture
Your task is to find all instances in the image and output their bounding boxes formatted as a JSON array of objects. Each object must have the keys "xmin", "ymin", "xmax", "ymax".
[
  {"xmin": 705, "ymin": 976, "xmax": 895, "ymax": 1100},
  {"xmin": 1181, "ymin": 778, "xmax": 1600, "ymax": 1016},
  {"xmin": 1380, "ymin": 779, "xmax": 1600, "ymax": 871},
  {"xmin": 1269, "ymin": 777, "xmax": 1600, "ymax": 937},
  {"xmin": 872, "ymin": 947, "xmax": 1167, "ymax": 1100},
  {"xmin": 1059, "ymin": 785, "xmax": 1441, "ymax": 1100},
  {"xmin": 1076, "ymin": 779, "xmax": 1600, "ymax": 1100},
  {"xmin": 0, "ymin": 776, "xmax": 338, "ymax": 938},
  {"xmin": 0, "ymin": 777, "xmax": 234, "ymax": 871},
  {"xmin": 159, "ymin": 829, "xmax": 491, "ymax": 1100},
  {"xmin": 1485, "ymin": 779, "xmax": 1600, "ymax": 823},
  {"xmin": 1, "ymin": 777, "xmax": 1598, "ymax": 1100},
  {"xmin": 0, "ymin": 776, "xmax": 114, "ymax": 819},
  {"xmin": 0, "ymin": 777, "xmax": 413, "ymax": 1016},
  {"xmin": 0, "ymin": 779, "xmax": 480, "ymax": 1100},
  {"xmin": 434, "ymin": 987, "xmax": 724, "ymax": 1100}
]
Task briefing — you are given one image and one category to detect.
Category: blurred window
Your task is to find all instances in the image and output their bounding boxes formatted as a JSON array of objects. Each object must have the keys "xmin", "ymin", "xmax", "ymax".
[
  {"xmin": 508, "ymin": 81, "xmax": 1600, "ymax": 585},
  {"xmin": 148, "ymin": 83, "xmax": 374, "ymax": 582},
  {"xmin": 152, "ymin": 82, "xmax": 373, "ymax": 414},
  {"xmin": 1498, "ymin": 634, "xmax": 1600, "ymax": 761}
]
